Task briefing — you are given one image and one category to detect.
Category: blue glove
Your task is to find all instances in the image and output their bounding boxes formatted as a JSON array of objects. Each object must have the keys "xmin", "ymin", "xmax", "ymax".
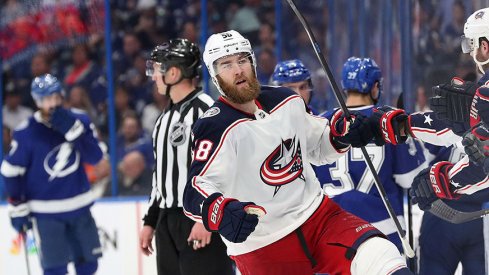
[
  {"xmin": 50, "ymin": 107, "xmax": 84, "ymax": 141},
  {"xmin": 8, "ymin": 202, "xmax": 32, "ymax": 233},
  {"xmin": 462, "ymin": 123, "xmax": 489, "ymax": 174},
  {"xmin": 409, "ymin": 162, "xmax": 458, "ymax": 211},
  {"xmin": 202, "ymin": 193, "xmax": 261, "ymax": 243},
  {"xmin": 330, "ymin": 109, "xmax": 373, "ymax": 148}
]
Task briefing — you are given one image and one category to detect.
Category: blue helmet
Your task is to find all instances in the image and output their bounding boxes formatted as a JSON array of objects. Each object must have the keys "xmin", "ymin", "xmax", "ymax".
[
  {"xmin": 271, "ymin": 59, "xmax": 311, "ymax": 85},
  {"xmin": 31, "ymin": 74, "xmax": 64, "ymax": 102},
  {"xmin": 341, "ymin": 57, "xmax": 382, "ymax": 98}
]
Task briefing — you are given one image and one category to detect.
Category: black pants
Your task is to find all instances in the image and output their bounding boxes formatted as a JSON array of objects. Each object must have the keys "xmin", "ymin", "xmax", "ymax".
[{"xmin": 155, "ymin": 208, "xmax": 234, "ymax": 275}]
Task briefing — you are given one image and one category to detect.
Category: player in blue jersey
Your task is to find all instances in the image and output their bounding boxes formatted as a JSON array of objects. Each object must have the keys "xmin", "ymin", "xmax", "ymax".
[
  {"xmin": 314, "ymin": 57, "xmax": 427, "ymax": 253},
  {"xmin": 270, "ymin": 59, "xmax": 318, "ymax": 114},
  {"xmin": 183, "ymin": 30, "xmax": 414, "ymax": 275},
  {"xmin": 1, "ymin": 74, "xmax": 106, "ymax": 275}
]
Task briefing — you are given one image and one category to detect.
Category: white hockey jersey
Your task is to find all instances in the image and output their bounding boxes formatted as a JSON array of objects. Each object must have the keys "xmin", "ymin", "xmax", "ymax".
[{"xmin": 183, "ymin": 86, "xmax": 347, "ymax": 256}]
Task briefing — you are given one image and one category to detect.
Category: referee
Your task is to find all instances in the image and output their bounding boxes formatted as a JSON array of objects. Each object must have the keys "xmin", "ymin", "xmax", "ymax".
[{"xmin": 139, "ymin": 39, "xmax": 234, "ymax": 275}]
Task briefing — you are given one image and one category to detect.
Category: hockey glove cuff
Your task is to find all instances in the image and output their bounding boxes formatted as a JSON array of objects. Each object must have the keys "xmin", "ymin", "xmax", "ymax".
[
  {"xmin": 202, "ymin": 193, "xmax": 261, "ymax": 243},
  {"xmin": 330, "ymin": 109, "xmax": 373, "ymax": 148},
  {"xmin": 470, "ymin": 86, "xmax": 489, "ymax": 127},
  {"xmin": 50, "ymin": 107, "xmax": 85, "ymax": 141},
  {"xmin": 410, "ymin": 161, "xmax": 459, "ymax": 211},
  {"xmin": 369, "ymin": 106, "xmax": 409, "ymax": 145}
]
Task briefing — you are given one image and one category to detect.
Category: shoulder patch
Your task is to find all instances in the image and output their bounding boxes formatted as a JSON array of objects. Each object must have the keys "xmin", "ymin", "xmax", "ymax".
[{"xmin": 201, "ymin": 107, "xmax": 220, "ymax": 118}]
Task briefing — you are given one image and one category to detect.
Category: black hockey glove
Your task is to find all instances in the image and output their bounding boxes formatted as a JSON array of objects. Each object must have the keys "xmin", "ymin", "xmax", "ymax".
[
  {"xmin": 430, "ymin": 77, "xmax": 478, "ymax": 135},
  {"xmin": 369, "ymin": 106, "xmax": 409, "ymax": 145},
  {"xmin": 50, "ymin": 107, "xmax": 85, "ymax": 141},
  {"xmin": 330, "ymin": 109, "xmax": 373, "ymax": 148},
  {"xmin": 410, "ymin": 161, "xmax": 459, "ymax": 211},
  {"xmin": 469, "ymin": 86, "xmax": 489, "ymax": 127},
  {"xmin": 462, "ymin": 123, "xmax": 489, "ymax": 174},
  {"xmin": 202, "ymin": 193, "xmax": 264, "ymax": 243}
]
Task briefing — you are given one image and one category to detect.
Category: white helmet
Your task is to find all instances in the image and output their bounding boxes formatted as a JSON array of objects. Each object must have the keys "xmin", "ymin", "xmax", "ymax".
[
  {"xmin": 203, "ymin": 30, "xmax": 257, "ymax": 95},
  {"xmin": 462, "ymin": 8, "xmax": 489, "ymax": 73}
]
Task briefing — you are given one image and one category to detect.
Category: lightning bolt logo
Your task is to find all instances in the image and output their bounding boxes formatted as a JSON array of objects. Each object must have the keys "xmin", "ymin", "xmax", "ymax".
[{"xmin": 44, "ymin": 142, "xmax": 80, "ymax": 181}]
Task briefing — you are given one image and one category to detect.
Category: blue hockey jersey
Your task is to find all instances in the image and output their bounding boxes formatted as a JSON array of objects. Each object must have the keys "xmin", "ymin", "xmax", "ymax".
[
  {"xmin": 1, "ymin": 110, "xmax": 104, "ymax": 219},
  {"xmin": 315, "ymin": 105, "xmax": 428, "ymax": 252}
]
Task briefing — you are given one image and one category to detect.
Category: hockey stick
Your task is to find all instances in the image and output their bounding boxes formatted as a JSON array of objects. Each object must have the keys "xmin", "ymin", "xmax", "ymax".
[
  {"xmin": 406, "ymin": 190, "xmax": 417, "ymax": 273},
  {"xmin": 429, "ymin": 199, "xmax": 489, "ymax": 224},
  {"xmin": 285, "ymin": 0, "xmax": 415, "ymax": 258},
  {"xmin": 22, "ymin": 225, "xmax": 31, "ymax": 275}
]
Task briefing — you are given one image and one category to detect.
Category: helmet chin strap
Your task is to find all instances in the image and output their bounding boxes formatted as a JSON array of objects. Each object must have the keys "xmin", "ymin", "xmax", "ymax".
[
  {"xmin": 472, "ymin": 50, "xmax": 489, "ymax": 74},
  {"xmin": 162, "ymin": 72, "xmax": 185, "ymax": 96}
]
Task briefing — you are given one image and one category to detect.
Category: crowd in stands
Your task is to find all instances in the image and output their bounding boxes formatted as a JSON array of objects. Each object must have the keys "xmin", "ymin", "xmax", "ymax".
[{"xmin": 1, "ymin": 0, "xmax": 482, "ymax": 198}]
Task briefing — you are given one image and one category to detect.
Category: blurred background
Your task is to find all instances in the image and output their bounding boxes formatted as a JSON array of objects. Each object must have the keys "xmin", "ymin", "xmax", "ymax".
[{"xmin": 0, "ymin": 0, "xmax": 487, "ymax": 198}]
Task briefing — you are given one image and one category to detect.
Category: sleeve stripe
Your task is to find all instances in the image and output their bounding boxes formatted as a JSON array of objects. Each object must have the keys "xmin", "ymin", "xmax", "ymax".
[
  {"xmin": 0, "ymin": 161, "xmax": 26, "ymax": 177},
  {"xmin": 183, "ymin": 208, "xmax": 202, "ymax": 221},
  {"xmin": 410, "ymin": 127, "xmax": 451, "ymax": 136}
]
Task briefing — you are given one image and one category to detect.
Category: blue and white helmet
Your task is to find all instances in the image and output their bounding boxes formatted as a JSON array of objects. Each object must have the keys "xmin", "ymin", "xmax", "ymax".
[
  {"xmin": 341, "ymin": 57, "xmax": 382, "ymax": 99},
  {"xmin": 270, "ymin": 59, "xmax": 311, "ymax": 85},
  {"xmin": 31, "ymin": 74, "xmax": 64, "ymax": 103}
]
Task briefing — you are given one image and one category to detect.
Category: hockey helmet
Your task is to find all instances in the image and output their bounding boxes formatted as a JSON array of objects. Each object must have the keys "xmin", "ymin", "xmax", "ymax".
[
  {"xmin": 146, "ymin": 38, "xmax": 201, "ymax": 79},
  {"xmin": 341, "ymin": 57, "xmax": 382, "ymax": 100},
  {"xmin": 203, "ymin": 30, "xmax": 256, "ymax": 95},
  {"xmin": 270, "ymin": 59, "xmax": 311, "ymax": 85},
  {"xmin": 462, "ymin": 8, "xmax": 489, "ymax": 73},
  {"xmin": 31, "ymin": 74, "xmax": 64, "ymax": 103}
]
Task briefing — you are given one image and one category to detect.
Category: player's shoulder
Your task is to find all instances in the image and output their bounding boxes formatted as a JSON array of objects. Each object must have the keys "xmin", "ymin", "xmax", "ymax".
[
  {"xmin": 196, "ymin": 92, "xmax": 215, "ymax": 108},
  {"xmin": 194, "ymin": 99, "xmax": 249, "ymax": 141},
  {"xmin": 258, "ymin": 85, "xmax": 303, "ymax": 110}
]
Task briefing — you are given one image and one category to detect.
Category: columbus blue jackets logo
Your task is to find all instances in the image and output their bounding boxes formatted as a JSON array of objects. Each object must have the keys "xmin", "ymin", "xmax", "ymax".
[
  {"xmin": 170, "ymin": 122, "xmax": 187, "ymax": 146},
  {"xmin": 44, "ymin": 142, "xmax": 80, "ymax": 181},
  {"xmin": 260, "ymin": 136, "xmax": 304, "ymax": 195}
]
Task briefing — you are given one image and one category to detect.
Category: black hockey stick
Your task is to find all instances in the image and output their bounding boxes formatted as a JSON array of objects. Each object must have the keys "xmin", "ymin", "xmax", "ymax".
[
  {"xmin": 285, "ymin": 0, "xmax": 415, "ymax": 258},
  {"xmin": 430, "ymin": 199, "xmax": 489, "ymax": 224},
  {"xmin": 406, "ymin": 190, "xmax": 417, "ymax": 273}
]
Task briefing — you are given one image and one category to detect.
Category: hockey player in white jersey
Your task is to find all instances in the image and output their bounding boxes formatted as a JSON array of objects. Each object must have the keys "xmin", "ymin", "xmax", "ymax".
[
  {"xmin": 1, "ymin": 74, "xmax": 106, "ymax": 275},
  {"xmin": 183, "ymin": 30, "xmax": 414, "ymax": 275}
]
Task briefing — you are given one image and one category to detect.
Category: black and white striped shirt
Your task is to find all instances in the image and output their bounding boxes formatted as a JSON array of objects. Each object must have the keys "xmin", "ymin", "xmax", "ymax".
[{"xmin": 144, "ymin": 88, "xmax": 214, "ymax": 226}]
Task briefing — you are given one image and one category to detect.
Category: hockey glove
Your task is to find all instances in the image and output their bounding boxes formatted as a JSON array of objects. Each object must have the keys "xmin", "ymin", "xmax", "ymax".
[
  {"xmin": 50, "ymin": 107, "xmax": 85, "ymax": 141},
  {"xmin": 469, "ymin": 86, "xmax": 489, "ymax": 127},
  {"xmin": 202, "ymin": 193, "xmax": 262, "ymax": 243},
  {"xmin": 7, "ymin": 201, "xmax": 32, "ymax": 233},
  {"xmin": 409, "ymin": 161, "xmax": 459, "ymax": 211},
  {"xmin": 430, "ymin": 77, "xmax": 478, "ymax": 135},
  {"xmin": 369, "ymin": 106, "xmax": 409, "ymax": 145},
  {"xmin": 330, "ymin": 109, "xmax": 373, "ymax": 148},
  {"xmin": 462, "ymin": 123, "xmax": 489, "ymax": 174}
]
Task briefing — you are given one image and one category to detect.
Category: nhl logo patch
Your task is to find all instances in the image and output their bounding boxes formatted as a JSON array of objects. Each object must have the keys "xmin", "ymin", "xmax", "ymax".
[
  {"xmin": 202, "ymin": 107, "xmax": 220, "ymax": 118},
  {"xmin": 170, "ymin": 122, "xmax": 187, "ymax": 146},
  {"xmin": 475, "ymin": 11, "xmax": 485, "ymax": 19}
]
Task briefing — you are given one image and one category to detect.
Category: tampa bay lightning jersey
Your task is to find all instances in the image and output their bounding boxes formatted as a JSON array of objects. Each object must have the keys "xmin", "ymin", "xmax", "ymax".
[
  {"xmin": 183, "ymin": 86, "xmax": 347, "ymax": 256},
  {"xmin": 1, "ymin": 110, "xmax": 104, "ymax": 218},
  {"xmin": 315, "ymin": 105, "xmax": 427, "ymax": 252}
]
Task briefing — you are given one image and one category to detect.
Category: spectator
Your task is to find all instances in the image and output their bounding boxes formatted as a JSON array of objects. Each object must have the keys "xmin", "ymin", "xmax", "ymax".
[
  {"xmin": 2, "ymin": 82, "xmax": 33, "ymax": 131},
  {"xmin": 256, "ymin": 47, "xmax": 276, "ymax": 84},
  {"xmin": 141, "ymin": 86, "xmax": 170, "ymax": 135},
  {"xmin": 66, "ymin": 85, "xmax": 97, "ymax": 122},
  {"xmin": 115, "ymin": 112, "xmax": 153, "ymax": 195}
]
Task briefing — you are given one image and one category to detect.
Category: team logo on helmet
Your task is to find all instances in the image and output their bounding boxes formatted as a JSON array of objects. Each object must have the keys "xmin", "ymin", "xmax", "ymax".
[
  {"xmin": 475, "ymin": 11, "xmax": 485, "ymax": 19},
  {"xmin": 260, "ymin": 136, "xmax": 304, "ymax": 196},
  {"xmin": 169, "ymin": 122, "xmax": 187, "ymax": 146}
]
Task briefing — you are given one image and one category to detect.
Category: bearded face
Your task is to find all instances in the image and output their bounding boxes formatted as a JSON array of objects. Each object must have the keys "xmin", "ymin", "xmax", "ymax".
[{"xmin": 216, "ymin": 71, "xmax": 260, "ymax": 104}]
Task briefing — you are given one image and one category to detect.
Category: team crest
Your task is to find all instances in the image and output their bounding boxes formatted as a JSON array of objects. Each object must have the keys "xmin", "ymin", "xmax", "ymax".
[
  {"xmin": 170, "ymin": 122, "xmax": 187, "ymax": 146},
  {"xmin": 202, "ymin": 107, "xmax": 220, "ymax": 118},
  {"xmin": 260, "ymin": 136, "xmax": 305, "ymax": 195},
  {"xmin": 44, "ymin": 142, "xmax": 80, "ymax": 181}
]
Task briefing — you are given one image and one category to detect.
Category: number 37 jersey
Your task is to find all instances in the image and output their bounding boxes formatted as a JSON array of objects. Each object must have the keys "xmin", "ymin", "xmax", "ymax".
[{"xmin": 315, "ymin": 106, "xmax": 427, "ymax": 238}]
